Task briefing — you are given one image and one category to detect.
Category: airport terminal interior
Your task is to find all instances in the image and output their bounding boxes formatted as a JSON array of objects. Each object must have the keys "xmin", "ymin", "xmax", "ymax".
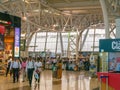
[{"xmin": 0, "ymin": 0, "xmax": 120, "ymax": 90}]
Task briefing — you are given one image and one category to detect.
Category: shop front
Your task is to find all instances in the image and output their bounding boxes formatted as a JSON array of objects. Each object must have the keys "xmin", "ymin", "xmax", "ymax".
[{"xmin": 0, "ymin": 12, "xmax": 21, "ymax": 62}]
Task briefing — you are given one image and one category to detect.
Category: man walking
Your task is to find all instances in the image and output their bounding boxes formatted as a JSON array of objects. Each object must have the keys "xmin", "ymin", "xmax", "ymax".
[
  {"xmin": 10, "ymin": 58, "xmax": 21, "ymax": 83},
  {"xmin": 26, "ymin": 57, "xmax": 35, "ymax": 87}
]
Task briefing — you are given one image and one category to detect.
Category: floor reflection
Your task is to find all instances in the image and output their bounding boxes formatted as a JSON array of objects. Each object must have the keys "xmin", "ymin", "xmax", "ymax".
[{"xmin": 0, "ymin": 70, "xmax": 99, "ymax": 90}]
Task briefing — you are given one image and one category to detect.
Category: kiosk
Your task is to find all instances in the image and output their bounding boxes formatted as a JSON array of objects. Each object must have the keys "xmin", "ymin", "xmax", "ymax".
[{"xmin": 98, "ymin": 39, "xmax": 120, "ymax": 90}]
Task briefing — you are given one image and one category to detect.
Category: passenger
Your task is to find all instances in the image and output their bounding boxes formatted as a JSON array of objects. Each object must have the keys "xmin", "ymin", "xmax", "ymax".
[
  {"xmin": 66, "ymin": 58, "xmax": 69, "ymax": 70},
  {"xmin": 84, "ymin": 58, "xmax": 90, "ymax": 71},
  {"xmin": 52, "ymin": 63, "xmax": 57, "ymax": 78},
  {"xmin": 6, "ymin": 56, "xmax": 12, "ymax": 77},
  {"xmin": 10, "ymin": 58, "xmax": 21, "ymax": 83},
  {"xmin": 74, "ymin": 62, "xmax": 78, "ymax": 71},
  {"xmin": 26, "ymin": 57, "xmax": 35, "ymax": 87},
  {"xmin": 21, "ymin": 58, "xmax": 27, "ymax": 82},
  {"xmin": 34, "ymin": 59, "xmax": 42, "ymax": 84},
  {"xmin": 63, "ymin": 59, "xmax": 66, "ymax": 70},
  {"xmin": 57, "ymin": 60, "xmax": 62, "ymax": 79},
  {"xmin": 78, "ymin": 60, "xmax": 84, "ymax": 71}
]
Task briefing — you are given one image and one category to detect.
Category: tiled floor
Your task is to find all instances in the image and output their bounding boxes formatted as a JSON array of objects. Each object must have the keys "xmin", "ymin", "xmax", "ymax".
[{"xmin": 0, "ymin": 70, "xmax": 99, "ymax": 90}]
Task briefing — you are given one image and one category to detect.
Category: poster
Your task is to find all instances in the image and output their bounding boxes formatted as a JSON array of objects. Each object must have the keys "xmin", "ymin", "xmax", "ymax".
[
  {"xmin": 14, "ymin": 27, "xmax": 20, "ymax": 57},
  {"xmin": 108, "ymin": 52, "xmax": 120, "ymax": 71}
]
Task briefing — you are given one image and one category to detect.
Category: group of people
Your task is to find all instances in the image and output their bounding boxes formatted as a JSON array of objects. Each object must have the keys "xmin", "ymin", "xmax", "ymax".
[
  {"xmin": 6, "ymin": 56, "xmax": 42, "ymax": 87},
  {"xmin": 5, "ymin": 56, "xmax": 92, "ymax": 86},
  {"xmin": 62, "ymin": 58, "xmax": 90, "ymax": 71}
]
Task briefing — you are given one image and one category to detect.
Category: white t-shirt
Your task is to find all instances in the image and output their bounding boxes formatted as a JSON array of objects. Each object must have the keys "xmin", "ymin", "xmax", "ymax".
[{"xmin": 34, "ymin": 61, "xmax": 42, "ymax": 70}]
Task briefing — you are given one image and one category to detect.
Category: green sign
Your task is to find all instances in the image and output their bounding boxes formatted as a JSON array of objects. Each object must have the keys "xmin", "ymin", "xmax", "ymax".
[
  {"xmin": 99, "ymin": 39, "xmax": 120, "ymax": 52},
  {"xmin": 20, "ymin": 39, "xmax": 26, "ymax": 51}
]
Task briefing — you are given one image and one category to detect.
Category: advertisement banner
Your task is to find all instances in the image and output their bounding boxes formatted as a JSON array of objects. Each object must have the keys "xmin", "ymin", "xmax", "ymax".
[
  {"xmin": 14, "ymin": 27, "xmax": 20, "ymax": 57},
  {"xmin": 108, "ymin": 52, "xmax": 120, "ymax": 71}
]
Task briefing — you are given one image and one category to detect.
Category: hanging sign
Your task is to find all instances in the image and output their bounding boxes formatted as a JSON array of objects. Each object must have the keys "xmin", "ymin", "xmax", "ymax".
[
  {"xmin": 99, "ymin": 39, "xmax": 120, "ymax": 52},
  {"xmin": 14, "ymin": 27, "xmax": 20, "ymax": 57}
]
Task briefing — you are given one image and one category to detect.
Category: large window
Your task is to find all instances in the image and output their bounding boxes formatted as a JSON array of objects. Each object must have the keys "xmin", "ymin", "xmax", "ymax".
[
  {"xmin": 81, "ymin": 29, "xmax": 105, "ymax": 51},
  {"xmin": 28, "ymin": 28, "xmax": 115, "ymax": 53}
]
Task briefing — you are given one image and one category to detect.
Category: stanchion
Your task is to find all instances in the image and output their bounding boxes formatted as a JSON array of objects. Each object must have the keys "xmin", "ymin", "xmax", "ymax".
[{"xmin": 100, "ymin": 75, "xmax": 108, "ymax": 90}]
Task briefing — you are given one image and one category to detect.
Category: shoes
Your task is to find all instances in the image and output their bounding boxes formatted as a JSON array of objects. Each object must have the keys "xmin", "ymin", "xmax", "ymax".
[
  {"xmin": 29, "ymin": 84, "xmax": 31, "ymax": 87},
  {"xmin": 13, "ymin": 81, "xmax": 15, "ymax": 83}
]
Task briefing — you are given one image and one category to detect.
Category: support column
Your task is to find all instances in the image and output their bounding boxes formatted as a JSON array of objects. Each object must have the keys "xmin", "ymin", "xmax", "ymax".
[
  {"xmin": 99, "ymin": 0, "xmax": 110, "ymax": 39},
  {"xmin": 76, "ymin": 32, "xmax": 79, "ymax": 61},
  {"xmin": 60, "ymin": 32, "xmax": 64, "ymax": 57},
  {"xmin": 67, "ymin": 32, "xmax": 70, "ymax": 58},
  {"xmin": 115, "ymin": 18, "xmax": 120, "ymax": 38},
  {"xmin": 25, "ymin": 33, "xmax": 34, "ymax": 57},
  {"xmin": 44, "ymin": 32, "xmax": 48, "ymax": 53},
  {"xmin": 80, "ymin": 29, "xmax": 89, "ymax": 51},
  {"xmin": 33, "ymin": 32, "xmax": 37, "ymax": 57},
  {"xmin": 93, "ymin": 26, "xmax": 96, "ymax": 53},
  {"xmin": 55, "ymin": 33, "xmax": 58, "ymax": 55},
  {"xmin": 44, "ymin": 32, "xmax": 48, "ymax": 69}
]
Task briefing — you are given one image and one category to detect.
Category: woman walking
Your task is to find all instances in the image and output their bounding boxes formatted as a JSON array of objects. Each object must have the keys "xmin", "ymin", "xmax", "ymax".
[
  {"xmin": 57, "ymin": 60, "xmax": 62, "ymax": 79},
  {"xmin": 34, "ymin": 59, "xmax": 42, "ymax": 84}
]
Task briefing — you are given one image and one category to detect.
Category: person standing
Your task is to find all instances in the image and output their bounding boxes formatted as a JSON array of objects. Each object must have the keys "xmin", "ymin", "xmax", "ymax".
[
  {"xmin": 6, "ymin": 57, "xmax": 12, "ymax": 77},
  {"xmin": 10, "ymin": 58, "xmax": 21, "ymax": 83},
  {"xmin": 26, "ymin": 57, "xmax": 35, "ymax": 87},
  {"xmin": 57, "ymin": 60, "xmax": 62, "ymax": 79}
]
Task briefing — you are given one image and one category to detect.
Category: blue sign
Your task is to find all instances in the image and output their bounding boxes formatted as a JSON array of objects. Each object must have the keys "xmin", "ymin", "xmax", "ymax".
[
  {"xmin": 99, "ymin": 39, "xmax": 120, "ymax": 52},
  {"xmin": 14, "ymin": 27, "xmax": 20, "ymax": 57}
]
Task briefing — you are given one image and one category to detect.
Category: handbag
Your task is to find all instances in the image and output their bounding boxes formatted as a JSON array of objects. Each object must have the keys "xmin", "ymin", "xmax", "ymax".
[{"xmin": 35, "ymin": 68, "xmax": 41, "ymax": 74}]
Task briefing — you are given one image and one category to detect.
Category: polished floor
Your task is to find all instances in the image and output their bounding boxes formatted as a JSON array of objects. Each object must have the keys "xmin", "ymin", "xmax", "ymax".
[{"xmin": 0, "ymin": 70, "xmax": 99, "ymax": 90}]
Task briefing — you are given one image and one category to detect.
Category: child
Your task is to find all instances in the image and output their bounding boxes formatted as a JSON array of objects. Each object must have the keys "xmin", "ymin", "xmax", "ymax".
[{"xmin": 34, "ymin": 67, "xmax": 41, "ymax": 83}]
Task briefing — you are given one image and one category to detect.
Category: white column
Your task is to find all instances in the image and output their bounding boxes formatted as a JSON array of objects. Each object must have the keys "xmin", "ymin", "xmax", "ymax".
[
  {"xmin": 55, "ymin": 33, "xmax": 58, "ymax": 55},
  {"xmin": 33, "ymin": 32, "xmax": 37, "ymax": 57},
  {"xmin": 60, "ymin": 32, "xmax": 64, "ymax": 56},
  {"xmin": 99, "ymin": 0, "xmax": 110, "ymax": 39},
  {"xmin": 115, "ymin": 18, "xmax": 120, "ymax": 38}
]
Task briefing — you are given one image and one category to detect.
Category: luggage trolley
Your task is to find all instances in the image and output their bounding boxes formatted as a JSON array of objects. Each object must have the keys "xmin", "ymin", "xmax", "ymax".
[{"xmin": 100, "ymin": 75, "xmax": 108, "ymax": 90}]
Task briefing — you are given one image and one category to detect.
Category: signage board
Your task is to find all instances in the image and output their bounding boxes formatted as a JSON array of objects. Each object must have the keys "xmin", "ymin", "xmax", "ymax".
[
  {"xmin": 99, "ymin": 39, "xmax": 120, "ymax": 52},
  {"xmin": 0, "ymin": 12, "xmax": 21, "ymax": 27},
  {"xmin": 20, "ymin": 39, "xmax": 26, "ymax": 51},
  {"xmin": 14, "ymin": 27, "xmax": 20, "ymax": 57}
]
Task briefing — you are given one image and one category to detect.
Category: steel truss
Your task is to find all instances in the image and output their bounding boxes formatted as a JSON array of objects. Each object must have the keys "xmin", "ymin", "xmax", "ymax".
[{"xmin": 1, "ymin": 0, "xmax": 118, "ymax": 59}]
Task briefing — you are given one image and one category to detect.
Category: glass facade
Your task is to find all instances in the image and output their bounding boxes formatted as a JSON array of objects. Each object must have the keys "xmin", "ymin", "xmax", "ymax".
[{"xmin": 28, "ymin": 28, "xmax": 115, "ymax": 54}]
